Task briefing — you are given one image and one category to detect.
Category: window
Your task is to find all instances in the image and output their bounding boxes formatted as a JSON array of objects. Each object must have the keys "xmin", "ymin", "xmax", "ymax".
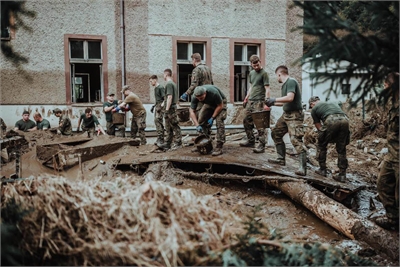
[
  {"xmin": 233, "ymin": 43, "xmax": 261, "ymax": 102},
  {"xmin": 64, "ymin": 35, "xmax": 108, "ymax": 104},
  {"xmin": 173, "ymin": 37, "xmax": 212, "ymax": 102}
]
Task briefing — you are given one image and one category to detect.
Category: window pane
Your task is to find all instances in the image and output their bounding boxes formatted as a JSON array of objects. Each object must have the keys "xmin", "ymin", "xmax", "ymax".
[
  {"xmin": 88, "ymin": 41, "xmax": 101, "ymax": 59},
  {"xmin": 247, "ymin": 45, "xmax": 258, "ymax": 60},
  {"xmin": 192, "ymin": 43, "xmax": 204, "ymax": 58},
  {"xmin": 70, "ymin": 41, "xmax": 84, "ymax": 58},
  {"xmin": 177, "ymin": 43, "xmax": 188, "ymax": 60},
  {"xmin": 234, "ymin": 45, "xmax": 243, "ymax": 61}
]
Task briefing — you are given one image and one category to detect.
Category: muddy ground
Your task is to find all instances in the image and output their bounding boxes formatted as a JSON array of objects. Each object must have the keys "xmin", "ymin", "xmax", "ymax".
[{"xmin": 1, "ymin": 102, "xmax": 399, "ymax": 266}]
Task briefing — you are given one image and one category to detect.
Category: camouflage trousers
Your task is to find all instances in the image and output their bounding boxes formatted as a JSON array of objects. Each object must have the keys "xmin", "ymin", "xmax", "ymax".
[
  {"xmin": 377, "ymin": 160, "xmax": 399, "ymax": 220},
  {"xmin": 106, "ymin": 121, "xmax": 125, "ymax": 136},
  {"xmin": 81, "ymin": 125, "xmax": 96, "ymax": 138},
  {"xmin": 317, "ymin": 114, "xmax": 350, "ymax": 170},
  {"xmin": 154, "ymin": 103, "xmax": 165, "ymax": 141},
  {"xmin": 243, "ymin": 100, "xmax": 265, "ymax": 145},
  {"xmin": 198, "ymin": 101, "xmax": 227, "ymax": 145},
  {"xmin": 164, "ymin": 107, "xmax": 182, "ymax": 146},
  {"xmin": 271, "ymin": 110, "xmax": 306, "ymax": 154},
  {"xmin": 131, "ymin": 111, "xmax": 147, "ymax": 145}
]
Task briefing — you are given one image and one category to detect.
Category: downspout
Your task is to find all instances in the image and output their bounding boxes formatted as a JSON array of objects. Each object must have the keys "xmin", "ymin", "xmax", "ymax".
[{"xmin": 120, "ymin": 0, "xmax": 126, "ymax": 86}]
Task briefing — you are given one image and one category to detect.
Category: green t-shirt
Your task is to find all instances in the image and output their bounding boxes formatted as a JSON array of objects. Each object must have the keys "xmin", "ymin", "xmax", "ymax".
[
  {"xmin": 37, "ymin": 118, "xmax": 51, "ymax": 130},
  {"xmin": 15, "ymin": 119, "xmax": 36, "ymax": 131},
  {"xmin": 103, "ymin": 100, "xmax": 119, "ymax": 122},
  {"xmin": 79, "ymin": 113, "xmax": 100, "ymax": 129},
  {"xmin": 249, "ymin": 68, "xmax": 269, "ymax": 100},
  {"xmin": 281, "ymin": 78, "xmax": 303, "ymax": 112},
  {"xmin": 311, "ymin": 102, "xmax": 345, "ymax": 124},
  {"xmin": 154, "ymin": 84, "xmax": 165, "ymax": 104},
  {"xmin": 165, "ymin": 81, "xmax": 178, "ymax": 108},
  {"xmin": 190, "ymin": 85, "xmax": 225, "ymax": 109}
]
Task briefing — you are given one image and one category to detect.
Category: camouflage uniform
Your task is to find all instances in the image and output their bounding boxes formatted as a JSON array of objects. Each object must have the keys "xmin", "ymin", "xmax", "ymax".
[
  {"xmin": 59, "ymin": 114, "xmax": 72, "ymax": 136},
  {"xmin": 377, "ymin": 97, "xmax": 399, "ymax": 222},
  {"xmin": 103, "ymin": 99, "xmax": 125, "ymax": 136},
  {"xmin": 153, "ymin": 84, "xmax": 165, "ymax": 143},
  {"xmin": 311, "ymin": 102, "xmax": 350, "ymax": 171},
  {"xmin": 0, "ymin": 117, "xmax": 6, "ymax": 137},
  {"xmin": 243, "ymin": 100, "xmax": 266, "ymax": 144},
  {"xmin": 131, "ymin": 111, "xmax": 147, "ymax": 145},
  {"xmin": 186, "ymin": 63, "xmax": 213, "ymax": 112},
  {"xmin": 164, "ymin": 80, "xmax": 182, "ymax": 147}
]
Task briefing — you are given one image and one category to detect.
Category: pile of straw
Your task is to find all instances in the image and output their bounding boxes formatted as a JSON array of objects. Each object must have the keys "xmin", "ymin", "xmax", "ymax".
[{"xmin": 1, "ymin": 176, "xmax": 241, "ymax": 266}]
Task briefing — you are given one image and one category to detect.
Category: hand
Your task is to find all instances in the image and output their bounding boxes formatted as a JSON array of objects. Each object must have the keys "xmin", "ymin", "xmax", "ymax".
[
  {"xmin": 196, "ymin": 125, "xmax": 203, "ymax": 133},
  {"xmin": 243, "ymin": 98, "xmax": 248, "ymax": 108},
  {"xmin": 150, "ymin": 105, "xmax": 155, "ymax": 113},
  {"xmin": 124, "ymin": 105, "xmax": 130, "ymax": 111},
  {"xmin": 263, "ymin": 105, "xmax": 271, "ymax": 111},
  {"xmin": 265, "ymin": 98, "xmax": 276, "ymax": 107},
  {"xmin": 112, "ymin": 106, "xmax": 121, "ymax": 113},
  {"xmin": 207, "ymin": 117, "xmax": 214, "ymax": 126}
]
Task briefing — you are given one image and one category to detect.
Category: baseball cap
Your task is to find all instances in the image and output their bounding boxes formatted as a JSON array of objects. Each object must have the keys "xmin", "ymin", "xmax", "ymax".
[
  {"xmin": 194, "ymin": 86, "xmax": 206, "ymax": 96},
  {"xmin": 308, "ymin": 96, "xmax": 320, "ymax": 109},
  {"xmin": 53, "ymin": 108, "xmax": 62, "ymax": 114},
  {"xmin": 107, "ymin": 92, "xmax": 115, "ymax": 96}
]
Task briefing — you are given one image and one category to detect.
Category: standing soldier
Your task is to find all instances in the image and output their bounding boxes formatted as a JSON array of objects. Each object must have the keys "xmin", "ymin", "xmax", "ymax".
[
  {"xmin": 149, "ymin": 75, "xmax": 165, "ymax": 145},
  {"xmin": 158, "ymin": 69, "xmax": 182, "ymax": 151},
  {"xmin": 103, "ymin": 92, "xmax": 125, "ymax": 136},
  {"xmin": 189, "ymin": 85, "xmax": 227, "ymax": 156},
  {"xmin": 308, "ymin": 96, "xmax": 350, "ymax": 182},
  {"xmin": 240, "ymin": 55, "xmax": 271, "ymax": 153},
  {"xmin": 375, "ymin": 72, "xmax": 399, "ymax": 230},
  {"xmin": 265, "ymin": 65, "xmax": 307, "ymax": 176},
  {"xmin": 115, "ymin": 85, "xmax": 147, "ymax": 145},
  {"xmin": 179, "ymin": 53, "xmax": 213, "ymax": 103},
  {"xmin": 33, "ymin": 112, "xmax": 51, "ymax": 130},
  {"xmin": 76, "ymin": 108, "xmax": 107, "ymax": 137},
  {"xmin": 53, "ymin": 108, "xmax": 72, "ymax": 135}
]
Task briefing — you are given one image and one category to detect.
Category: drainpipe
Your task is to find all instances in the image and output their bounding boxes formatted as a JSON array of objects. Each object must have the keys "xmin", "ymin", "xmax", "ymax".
[{"xmin": 120, "ymin": 0, "xmax": 126, "ymax": 87}]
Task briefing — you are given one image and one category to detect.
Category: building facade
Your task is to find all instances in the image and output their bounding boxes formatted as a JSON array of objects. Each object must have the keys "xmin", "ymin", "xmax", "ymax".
[{"xmin": 0, "ymin": 0, "xmax": 303, "ymax": 129}]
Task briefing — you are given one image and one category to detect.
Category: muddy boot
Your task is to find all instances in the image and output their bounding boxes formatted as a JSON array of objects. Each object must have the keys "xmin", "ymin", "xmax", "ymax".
[
  {"xmin": 239, "ymin": 139, "xmax": 255, "ymax": 147},
  {"xmin": 158, "ymin": 143, "xmax": 171, "ymax": 151},
  {"xmin": 333, "ymin": 169, "xmax": 346, "ymax": 182},
  {"xmin": 212, "ymin": 143, "xmax": 223, "ymax": 156},
  {"xmin": 315, "ymin": 168, "xmax": 328, "ymax": 177},
  {"xmin": 154, "ymin": 138, "xmax": 164, "ymax": 146},
  {"xmin": 253, "ymin": 143, "xmax": 265, "ymax": 153},
  {"xmin": 375, "ymin": 217, "xmax": 399, "ymax": 231},
  {"xmin": 268, "ymin": 144, "xmax": 286, "ymax": 165},
  {"xmin": 295, "ymin": 151, "xmax": 307, "ymax": 176}
]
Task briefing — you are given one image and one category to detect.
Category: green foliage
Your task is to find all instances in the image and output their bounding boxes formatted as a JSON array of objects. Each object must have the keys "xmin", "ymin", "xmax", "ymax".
[{"xmin": 295, "ymin": 1, "xmax": 399, "ymax": 106}]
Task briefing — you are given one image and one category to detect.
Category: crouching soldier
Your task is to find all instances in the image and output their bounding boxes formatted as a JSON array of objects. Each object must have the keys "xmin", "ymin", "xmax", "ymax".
[
  {"xmin": 53, "ymin": 108, "xmax": 72, "ymax": 136},
  {"xmin": 189, "ymin": 85, "xmax": 227, "ymax": 156},
  {"xmin": 308, "ymin": 96, "xmax": 350, "ymax": 182},
  {"xmin": 77, "ymin": 108, "xmax": 107, "ymax": 137}
]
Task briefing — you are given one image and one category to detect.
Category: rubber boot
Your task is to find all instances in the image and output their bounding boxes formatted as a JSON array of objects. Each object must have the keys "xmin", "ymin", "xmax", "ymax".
[
  {"xmin": 315, "ymin": 163, "xmax": 327, "ymax": 177},
  {"xmin": 239, "ymin": 139, "xmax": 255, "ymax": 147},
  {"xmin": 158, "ymin": 142, "xmax": 171, "ymax": 151},
  {"xmin": 212, "ymin": 142, "xmax": 223, "ymax": 156},
  {"xmin": 295, "ymin": 151, "xmax": 307, "ymax": 176},
  {"xmin": 268, "ymin": 144, "xmax": 286, "ymax": 165},
  {"xmin": 333, "ymin": 169, "xmax": 346, "ymax": 182},
  {"xmin": 253, "ymin": 143, "xmax": 265, "ymax": 153}
]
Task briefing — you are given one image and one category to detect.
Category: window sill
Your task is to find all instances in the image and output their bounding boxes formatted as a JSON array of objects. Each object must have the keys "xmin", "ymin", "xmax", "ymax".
[{"xmin": 71, "ymin": 102, "xmax": 103, "ymax": 107}]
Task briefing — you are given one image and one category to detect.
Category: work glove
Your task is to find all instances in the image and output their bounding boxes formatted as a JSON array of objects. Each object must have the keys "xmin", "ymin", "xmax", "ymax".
[
  {"xmin": 196, "ymin": 125, "xmax": 203, "ymax": 133},
  {"xmin": 265, "ymin": 98, "xmax": 276, "ymax": 107},
  {"xmin": 207, "ymin": 117, "xmax": 214, "ymax": 126},
  {"xmin": 112, "ymin": 106, "xmax": 121, "ymax": 113},
  {"xmin": 124, "ymin": 105, "xmax": 130, "ymax": 111},
  {"xmin": 180, "ymin": 93, "xmax": 188, "ymax": 102},
  {"xmin": 150, "ymin": 105, "xmax": 155, "ymax": 113}
]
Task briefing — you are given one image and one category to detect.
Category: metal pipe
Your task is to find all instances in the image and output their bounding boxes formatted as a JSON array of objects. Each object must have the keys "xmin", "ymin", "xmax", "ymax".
[{"xmin": 120, "ymin": 0, "xmax": 126, "ymax": 87}]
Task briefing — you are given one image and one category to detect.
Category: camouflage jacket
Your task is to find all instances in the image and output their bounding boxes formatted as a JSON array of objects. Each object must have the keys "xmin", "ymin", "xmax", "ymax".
[
  {"xmin": 385, "ymin": 97, "xmax": 399, "ymax": 163},
  {"xmin": 59, "ymin": 114, "xmax": 72, "ymax": 135},
  {"xmin": 187, "ymin": 63, "xmax": 213, "ymax": 95}
]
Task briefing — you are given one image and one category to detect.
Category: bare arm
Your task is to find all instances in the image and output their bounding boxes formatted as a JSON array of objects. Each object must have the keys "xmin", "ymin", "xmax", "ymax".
[
  {"xmin": 211, "ymin": 102, "xmax": 223, "ymax": 119},
  {"xmin": 314, "ymin": 122, "xmax": 323, "ymax": 131},
  {"xmin": 165, "ymin": 95, "xmax": 172, "ymax": 111},
  {"xmin": 97, "ymin": 124, "xmax": 107, "ymax": 135},
  {"xmin": 265, "ymin": 85, "xmax": 271, "ymax": 99},
  {"xmin": 274, "ymin": 92, "xmax": 295, "ymax": 106},
  {"xmin": 189, "ymin": 108, "xmax": 199, "ymax": 126}
]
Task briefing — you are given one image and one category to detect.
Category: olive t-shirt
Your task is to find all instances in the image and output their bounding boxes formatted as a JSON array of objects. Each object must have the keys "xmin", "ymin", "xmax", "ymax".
[
  {"xmin": 124, "ymin": 92, "xmax": 146, "ymax": 117},
  {"xmin": 37, "ymin": 119, "xmax": 51, "ymax": 130},
  {"xmin": 249, "ymin": 68, "xmax": 269, "ymax": 101},
  {"xmin": 154, "ymin": 84, "xmax": 165, "ymax": 104},
  {"xmin": 103, "ymin": 100, "xmax": 119, "ymax": 122},
  {"xmin": 79, "ymin": 113, "xmax": 100, "ymax": 128},
  {"xmin": 311, "ymin": 102, "xmax": 346, "ymax": 124},
  {"xmin": 190, "ymin": 85, "xmax": 225, "ymax": 109},
  {"xmin": 281, "ymin": 78, "xmax": 303, "ymax": 112},
  {"xmin": 165, "ymin": 81, "xmax": 178, "ymax": 109},
  {"xmin": 15, "ymin": 119, "xmax": 36, "ymax": 131}
]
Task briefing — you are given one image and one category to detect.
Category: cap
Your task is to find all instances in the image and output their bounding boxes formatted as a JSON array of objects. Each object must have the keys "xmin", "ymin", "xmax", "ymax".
[
  {"xmin": 53, "ymin": 108, "xmax": 62, "ymax": 114},
  {"xmin": 107, "ymin": 92, "xmax": 115, "ymax": 96},
  {"xmin": 121, "ymin": 85, "xmax": 130, "ymax": 94},
  {"xmin": 194, "ymin": 86, "xmax": 206, "ymax": 96},
  {"xmin": 308, "ymin": 96, "xmax": 320, "ymax": 108}
]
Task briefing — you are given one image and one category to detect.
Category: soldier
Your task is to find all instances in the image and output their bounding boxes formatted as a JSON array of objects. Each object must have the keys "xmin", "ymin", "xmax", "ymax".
[
  {"xmin": 375, "ymin": 72, "xmax": 399, "ymax": 230},
  {"xmin": 33, "ymin": 112, "xmax": 51, "ymax": 130},
  {"xmin": 308, "ymin": 96, "xmax": 350, "ymax": 182},
  {"xmin": 14, "ymin": 110, "xmax": 37, "ymax": 132},
  {"xmin": 265, "ymin": 65, "xmax": 307, "ymax": 176},
  {"xmin": 158, "ymin": 69, "xmax": 182, "ymax": 151},
  {"xmin": 77, "ymin": 108, "xmax": 107, "ymax": 137},
  {"xmin": 1, "ymin": 117, "xmax": 8, "ymax": 163},
  {"xmin": 115, "ymin": 85, "xmax": 147, "ymax": 145},
  {"xmin": 189, "ymin": 85, "xmax": 227, "ymax": 156},
  {"xmin": 53, "ymin": 108, "xmax": 72, "ymax": 136},
  {"xmin": 103, "ymin": 92, "xmax": 125, "ymax": 136},
  {"xmin": 179, "ymin": 52, "xmax": 213, "ymax": 103},
  {"xmin": 149, "ymin": 75, "xmax": 165, "ymax": 145},
  {"xmin": 240, "ymin": 55, "xmax": 271, "ymax": 153}
]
